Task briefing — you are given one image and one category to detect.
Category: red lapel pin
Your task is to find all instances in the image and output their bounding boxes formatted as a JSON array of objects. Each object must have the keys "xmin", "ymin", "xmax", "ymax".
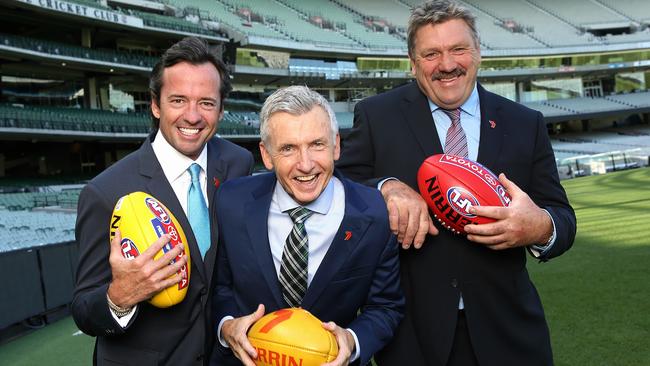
[
  {"xmin": 489, "ymin": 120, "xmax": 496, "ymax": 129},
  {"xmin": 213, "ymin": 177, "xmax": 221, "ymax": 188},
  {"xmin": 344, "ymin": 231, "xmax": 352, "ymax": 241}
]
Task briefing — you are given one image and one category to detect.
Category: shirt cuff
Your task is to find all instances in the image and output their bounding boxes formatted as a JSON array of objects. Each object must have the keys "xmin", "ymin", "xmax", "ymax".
[
  {"xmin": 346, "ymin": 328, "xmax": 361, "ymax": 363},
  {"xmin": 109, "ymin": 304, "xmax": 137, "ymax": 328},
  {"xmin": 217, "ymin": 316, "xmax": 234, "ymax": 348},
  {"xmin": 377, "ymin": 177, "xmax": 398, "ymax": 191},
  {"xmin": 528, "ymin": 209, "xmax": 557, "ymax": 258}
]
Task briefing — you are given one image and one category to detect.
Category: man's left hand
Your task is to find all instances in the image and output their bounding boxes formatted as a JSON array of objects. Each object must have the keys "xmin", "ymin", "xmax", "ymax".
[
  {"xmin": 321, "ymin": 322, "xmax": 355, "ymax": 366},
  {"xmin": 463, "ymin": 173, "xmax": 553, "ymax": 250}
]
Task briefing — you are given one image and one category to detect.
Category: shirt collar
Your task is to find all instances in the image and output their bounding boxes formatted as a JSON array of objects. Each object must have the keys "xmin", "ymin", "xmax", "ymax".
[
  {"xmin": 428, "ymin": 83, "xmax": 479, "ymax": 117},
  {"xmin": 151, "ymin": 129, "xmax": 208, "ymax": 182},
  {"xmin": 274, "ymin": 176, "xmax": 336, "ymax": 215}
]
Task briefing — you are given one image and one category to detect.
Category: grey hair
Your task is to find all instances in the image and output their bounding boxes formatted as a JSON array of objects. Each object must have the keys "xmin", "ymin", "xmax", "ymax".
[
  {"xmin": 259, "ymin": 85, "xmax": 338, "ymax": 145},
  {"xmin": 407, "ymin": 0, "xmax": 479, "ymax": 57}
]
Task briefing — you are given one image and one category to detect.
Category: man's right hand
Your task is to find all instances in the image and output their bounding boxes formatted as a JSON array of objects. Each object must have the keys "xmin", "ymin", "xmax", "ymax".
[
  {"xmin": 107, "ymin": 229, "xmax": 187, "ymax": 308},
  {"xmin": 221, "ymin": 304, "xmax": 266, "ymax": 366},
  {"xmin": 380, "ymin": 180, "xmax": 438, "ymax": 249}
]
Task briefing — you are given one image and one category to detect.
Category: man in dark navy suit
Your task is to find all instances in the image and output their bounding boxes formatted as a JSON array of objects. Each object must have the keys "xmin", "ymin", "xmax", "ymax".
[
  {"xmin": 337, "ymin": 1, "xmax": 576, "ymax": 365},
  {"xmin": 211, "ymin": 86, "xmax": 404, "ymax": 366}
]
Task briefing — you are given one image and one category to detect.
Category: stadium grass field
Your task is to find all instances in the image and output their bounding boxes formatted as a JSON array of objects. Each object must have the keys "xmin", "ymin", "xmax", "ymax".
[{"xmin": 0, "ymin": 167, "xmax": 648, "ymax": 365}]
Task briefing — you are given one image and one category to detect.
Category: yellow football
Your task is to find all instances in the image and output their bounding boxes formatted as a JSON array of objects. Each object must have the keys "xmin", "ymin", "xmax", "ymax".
[
  {"xmin": 109, "ymin": 191, "xmax": 190, "ymax": 308},
  {"xmin": 248, "ymin": 308, "xmax": 338, "ymax": 366}
]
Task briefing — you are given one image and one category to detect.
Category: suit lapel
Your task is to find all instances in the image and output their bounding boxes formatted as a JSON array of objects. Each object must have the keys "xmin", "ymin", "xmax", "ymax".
[
  {"xmin": 476, "ymin": 84, "xmax": 505, "ymax": 168},
  {"xmin": 301, "ymin": 175, "xmax": 372, "ymax": 309},
  {"xmin": 139, "ymin": 137, "xmax": 207, "ymax": 284},
  {"xmin": 205, "ymin": 138, "xmax": 227, "ymax": 283},
  {"xmin": 245, "ymin": 174, "xmax": 286, "ymax": 308},
  {"xmin": 401, "ymin": 82, "xmax": 443, "ymax": 158}
]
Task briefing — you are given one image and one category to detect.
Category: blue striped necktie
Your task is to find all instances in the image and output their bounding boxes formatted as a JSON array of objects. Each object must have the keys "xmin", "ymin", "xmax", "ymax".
[{"xmin": 187, "ymin": 163, "xmax": 210, "ymax": 258}]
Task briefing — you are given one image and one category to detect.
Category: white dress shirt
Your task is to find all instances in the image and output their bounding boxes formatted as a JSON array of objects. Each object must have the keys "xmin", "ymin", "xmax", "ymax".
[{"xmin": 109, "ymin": 130, "xmax": 209, "ymax": 326}]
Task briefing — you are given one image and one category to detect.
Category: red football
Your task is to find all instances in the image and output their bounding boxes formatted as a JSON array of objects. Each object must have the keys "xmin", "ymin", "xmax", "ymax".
[{"xmin": 417, "ymin": 154, "xmax": 511, "ymax": 234}]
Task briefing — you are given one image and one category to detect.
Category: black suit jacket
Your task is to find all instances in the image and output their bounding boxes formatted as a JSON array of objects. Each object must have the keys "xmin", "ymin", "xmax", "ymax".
[
  {"xmin": 337, "ymin": 82, "xmax": 576, "ymax": 366},
  {"xmin": 210, "ymin": 171, "xmax": 404, "ymax": 366},
  {"xmin": 72, "ymin": 133, "xmax": 253, "ymax": 365}
]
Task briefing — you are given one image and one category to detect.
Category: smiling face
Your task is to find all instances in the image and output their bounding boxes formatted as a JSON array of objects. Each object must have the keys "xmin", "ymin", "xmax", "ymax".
[
  {"xmin": 410, "ymin": 19, "xmax": 481, "ymax": 109},
  {"xmin": 151, "ymin": 61, "xmax": 223, "ymax": 160},
  {"xmin": 260, "ymin": 106, "xmax": 340, "ymax": 205}
]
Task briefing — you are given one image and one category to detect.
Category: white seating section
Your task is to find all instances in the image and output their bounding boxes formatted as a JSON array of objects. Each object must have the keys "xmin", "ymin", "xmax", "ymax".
[
  {"xmin": 161, "ymin": 0, "xmax": 646, "ymax": 51},
  {"xmin": 0, "ymin": 210, "xmax": 76, "ymax": 252}
]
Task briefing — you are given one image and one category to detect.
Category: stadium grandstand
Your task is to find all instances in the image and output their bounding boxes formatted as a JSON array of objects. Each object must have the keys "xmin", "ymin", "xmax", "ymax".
[{"xmin": 0, "ymin": 0, "xmax": 649, "ymax": 344}]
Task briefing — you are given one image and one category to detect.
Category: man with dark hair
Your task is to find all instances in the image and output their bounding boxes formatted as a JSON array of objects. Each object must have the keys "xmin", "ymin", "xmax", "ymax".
[
  {"xmin": 148, "ymin": 37, "xmax": 232, "ymax": 132},
  {"xmin": 72, "ymin": 36, "xmax": 253, "ymax": 365},
  {"xmin": 337, "ymin": 1, "xmax": 576, "ymax": 365}
]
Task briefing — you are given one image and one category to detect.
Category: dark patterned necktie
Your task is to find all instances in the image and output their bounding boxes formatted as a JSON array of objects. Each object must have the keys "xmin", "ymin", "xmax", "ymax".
[
  {"xmin": 441, "ymin": 108, "xmax": 468, "ymax": 157},
  {"xmin": 279, "ymin": 206, "xmax": 314, "ymax": 307}
]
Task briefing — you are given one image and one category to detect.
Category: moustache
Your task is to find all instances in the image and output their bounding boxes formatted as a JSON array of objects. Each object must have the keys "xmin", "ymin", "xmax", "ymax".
[{"xmin": 431, "ymin": 68, "xmax": 466, "ymax": 81}]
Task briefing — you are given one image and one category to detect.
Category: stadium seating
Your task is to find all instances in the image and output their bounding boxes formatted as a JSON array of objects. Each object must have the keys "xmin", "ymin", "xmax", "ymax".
[
  {"xmin": 0, "ymin": 105, "xmax": 151, "ymax": 134},
  {"xmin": 527, "ymin": 0, "xmax": 629, "ymax": 28},
  {"xmin": 0, "ymin": 190, "xmax": 81, "ymax": 211},
  {"xmin": 1, "ymin": 103, "xmax": 270, "ymax": 137},
  {"xmin": 289, "ymin": 59, "xmax": 358, "ymax": 79},
  {"xmin": 603, "ymin": 30, "xmax": 650, "ymax": 44},
  {"xmin": 342, "ymin": 0, "xmax": 411, "ymax": 30},
  {"xmin": 0, "ymin": 209, "xmax": 76, "ymax": 252},
  {"xmin": 0, "ymin": 33, "xmax": 158, "ymax": 68},
  {"xmin": 464, "ymin": 6, "xmax": 545, "ymax": 49},
  {"xmin": 127, "ymin": 9, "xmax": 215, "ymax": 36},
  {"xmin": 543, "ymin": 97, "xmax": 635, "ymax": 114},
  {"xmin": 335, "ymin": 112, "xmax": 354, "ymax": 129},
  {"xmin": 460, "ymin": 0, "xmax": 596, "ymax": 47},
  {"xmin": 220, "ymin": 0, "xmax": 359, "ymax": 47},
  {"xmin": 168, "ymin": 0, "xmax": 297, "ymax": 41},
  {"xmin": 600, "ymin": 0, "xmax": 650, "ymax": 23},
  {"xmin": 606, "ymin": 91, "xmax": 650, "ymax": 108},
  {"xmin": 279, "ymin": 0, "xmax": 405, "ymax": 49}
]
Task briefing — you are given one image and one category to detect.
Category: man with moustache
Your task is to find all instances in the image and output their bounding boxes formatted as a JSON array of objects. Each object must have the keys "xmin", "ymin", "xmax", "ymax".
[
  {"xmin": 210, "ymin": 86, "xmax": 404, "ymax": 366},
  {"xmin": 337, "ymin": 1, "xmax": 576, "ymax": 365},
  {"xmin": 72, "ymin": 37, "xmax": 253, "ymax": 365}
]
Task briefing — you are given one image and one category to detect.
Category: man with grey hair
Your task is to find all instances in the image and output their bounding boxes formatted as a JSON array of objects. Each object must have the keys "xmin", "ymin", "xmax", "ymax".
[
  {"xmin": 337, "ymin": 1, "xmax": 575, "ymax": 365},
  {"xmin": 210, "ymin": 85, "xmax": 404, "ymax": 366}
]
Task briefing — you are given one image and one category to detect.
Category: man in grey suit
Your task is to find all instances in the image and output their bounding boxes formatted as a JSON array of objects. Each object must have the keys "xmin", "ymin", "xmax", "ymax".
[{"xmin": 72, "ymin": 37, "xmax": 253, "ymax": 365}]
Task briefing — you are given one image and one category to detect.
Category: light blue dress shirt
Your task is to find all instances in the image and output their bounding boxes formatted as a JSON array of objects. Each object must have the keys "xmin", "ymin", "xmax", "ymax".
[
  {"xmin": 268, "ymin": 177, "xmax": 344, "ymax": 286},
  {"xmin": 429, "ymin": 84, "xmax": 481, "ymax": 161},
  {"xmin": 427, "ymin": 84, "xmax": 556, "ymax": 308},
  {"xmin": 219, "ymin": 176, "xmax": 361, "ymax": 362}
]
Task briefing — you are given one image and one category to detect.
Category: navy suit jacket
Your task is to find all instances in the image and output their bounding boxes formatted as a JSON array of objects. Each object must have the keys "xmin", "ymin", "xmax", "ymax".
[
  {"xmin": 210, "ymin": 171, "xmax": 404, "ymax": 366},
  {"xmin": 72, "ymin": 133, "xmax": 253, "ymax": 365},
  {"xmin": 337, "ymin": 82, "xmax": 576, "ymax": 366}
]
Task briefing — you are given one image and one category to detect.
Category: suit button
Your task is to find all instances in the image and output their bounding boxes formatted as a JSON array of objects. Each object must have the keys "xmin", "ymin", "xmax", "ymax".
[
  {"xmin": 200, "ymin": 287, "xmax": 207, "ymax": 295},
  {"xmin": 196, "ymin": 354, "xmax": 204, "ymax": 361},
  {"xmin": 451, "ymin": 278, "xmax": 458, "ymax": 288}
]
